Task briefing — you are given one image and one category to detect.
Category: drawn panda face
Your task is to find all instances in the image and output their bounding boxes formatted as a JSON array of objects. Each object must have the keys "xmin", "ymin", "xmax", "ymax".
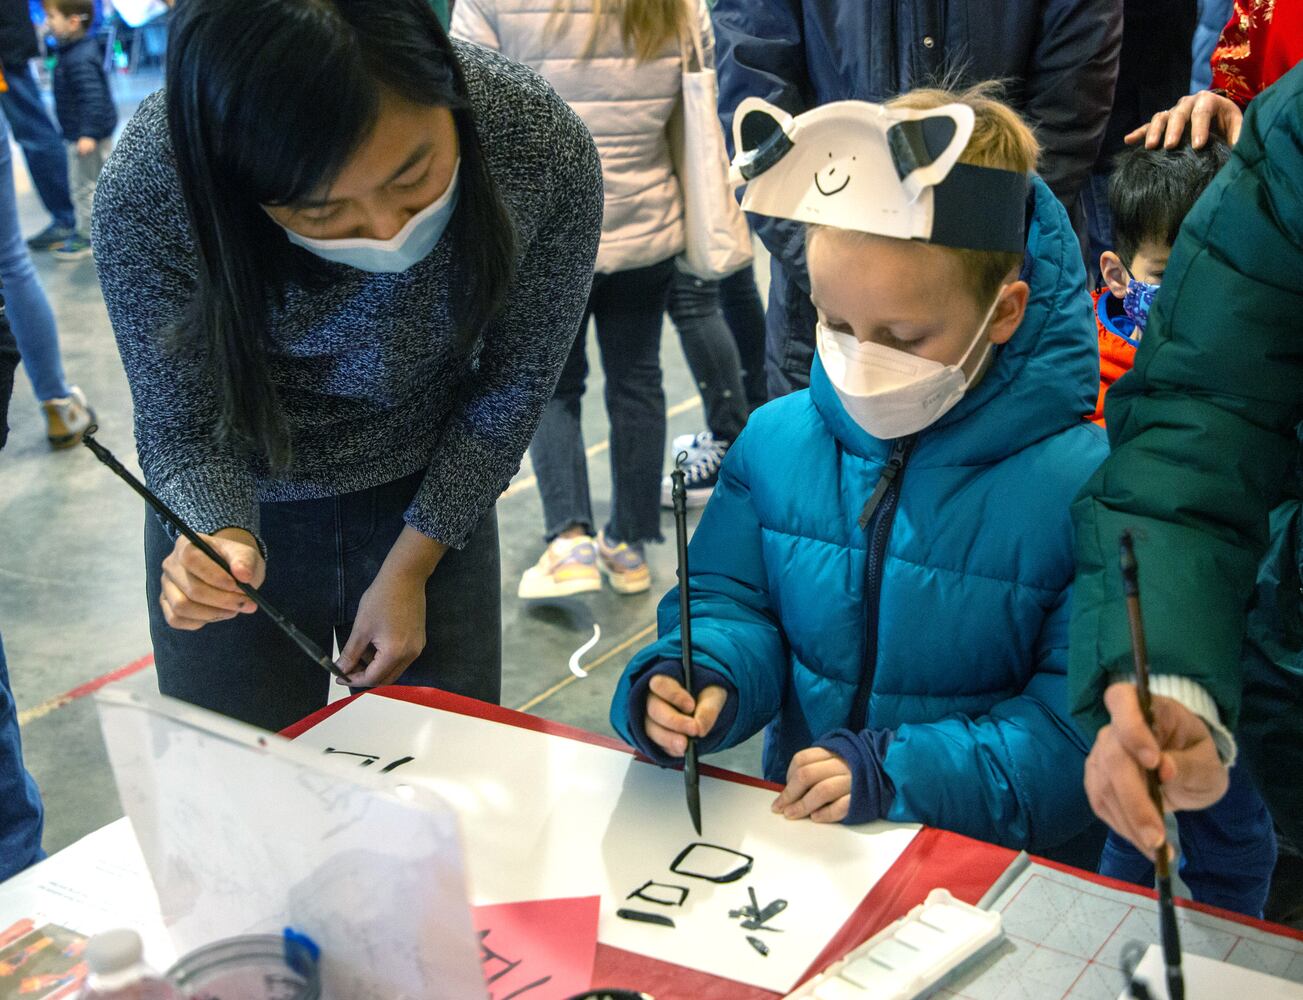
[{"xmin": 814, "ymin": 151, "xmax": 856, "ymax": 197}]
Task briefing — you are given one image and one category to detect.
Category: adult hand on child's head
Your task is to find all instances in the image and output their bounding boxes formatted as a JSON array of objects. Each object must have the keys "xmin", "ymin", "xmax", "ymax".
[
  {"xmin": 1124, "ymin": 91, "xmax": 1244, "ymax": 150},
  {"xmin": 159, "ymin": 527, "xmax": 264, "ymax": 631},
  {"xmin": 1084, "ymin": 682, "xmax": 1230, "ymax": 859},
  {"xmin": 644, "ymin": 675, "xmax": 727, "ymax": 758},
  {"xmin": 772, "ymin": 747, "xmax": 852, "ymax": 823}
]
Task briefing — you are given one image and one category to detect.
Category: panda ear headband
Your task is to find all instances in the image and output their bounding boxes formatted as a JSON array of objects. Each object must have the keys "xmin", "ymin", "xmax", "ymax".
[{"xmin": 730, "ymin": 98, "xmax": 1028, "ymax": 254}]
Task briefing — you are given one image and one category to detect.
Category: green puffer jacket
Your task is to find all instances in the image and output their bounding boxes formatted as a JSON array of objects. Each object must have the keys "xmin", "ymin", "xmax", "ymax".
[{"xmin": 1069, "ymin": 62, "xmax": 1303, "ymax": 740}]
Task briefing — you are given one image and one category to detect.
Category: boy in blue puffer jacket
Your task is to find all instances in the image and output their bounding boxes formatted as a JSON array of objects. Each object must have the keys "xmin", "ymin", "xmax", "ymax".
[{"xmin": 611, "ymin": 85, "xmax": 1109, "ymax": 861}]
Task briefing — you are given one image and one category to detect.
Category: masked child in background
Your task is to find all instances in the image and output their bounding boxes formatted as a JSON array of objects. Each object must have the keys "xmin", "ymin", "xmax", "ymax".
[
  {"xmin": 611, "ymin": 84, "xmax": 1109, "ymax": 862},
  {"xmin": 1091, "ymin": 137, "xmax": 1277, "ymax": 918}
]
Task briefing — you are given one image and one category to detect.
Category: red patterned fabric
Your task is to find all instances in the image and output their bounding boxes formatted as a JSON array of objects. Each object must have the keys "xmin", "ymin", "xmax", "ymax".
[{"xmin": 1212, "ymin": 0, "xmax": 1303, "ymax": 106}]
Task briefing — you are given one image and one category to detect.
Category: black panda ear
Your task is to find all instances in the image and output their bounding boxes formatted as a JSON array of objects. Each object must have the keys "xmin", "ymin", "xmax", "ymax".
[
  {"xmin": 886, "ymin": 116, "xmax": 958, "ymax": 179},
  {"xmin": 736, "ymin": 105, "xmax": 794, "ymax": 180},
  {"xmin": 739, "ymin": 107, "xmax": 783, "ymax": 154}
]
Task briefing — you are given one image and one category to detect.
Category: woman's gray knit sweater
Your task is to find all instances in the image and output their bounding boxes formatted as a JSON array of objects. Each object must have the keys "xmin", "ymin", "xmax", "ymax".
[{"xmin": 93, "ymin": 41, "xmax": 603, "ymax": 550}]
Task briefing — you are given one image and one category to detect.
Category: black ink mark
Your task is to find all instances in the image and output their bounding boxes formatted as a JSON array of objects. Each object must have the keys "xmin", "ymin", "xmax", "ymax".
[
  {"xmin": 669, "ymin": 843, "xmax": 754, "ymax": 883},
  {"xmin": 747, "ymin": 936, "xmax": 770, "ymax": 957},
  {"xmin": 323, "ymin": 749, "xmax": 414, "ymax": 774},
  {"xmin": 323, "ymin": 748, "xmax": 380, "ymax": 766},
  {"xmin": 478, "ymin": 929, "xmax": 554, "ymax": 997},
  {"xmin": 626, "ymin": 881, "xmax": 689, "ymax": 907},
  {"xmin": 730, "ymin": 888, "xmax": 787, "ymax": 932},
  {"xmin": 479, "ymin": 929, "xmax": 523, "ymax": 986},
  {"xmin": 743, "ymin": 899, "xmax": 788, "ymax": 931},
  {"xmin": 617, "ymin": 909, "xmax": 676, "ymax": 928}
]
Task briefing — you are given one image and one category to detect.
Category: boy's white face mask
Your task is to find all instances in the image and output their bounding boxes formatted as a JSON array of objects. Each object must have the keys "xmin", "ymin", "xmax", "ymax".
[
  {"xmin": 817, "ymin": 289, "xmax": 1005, "ymax": 440},
  {"xmin": 276, "ymin": 158, "xmax": 461, "ymax": 274}
]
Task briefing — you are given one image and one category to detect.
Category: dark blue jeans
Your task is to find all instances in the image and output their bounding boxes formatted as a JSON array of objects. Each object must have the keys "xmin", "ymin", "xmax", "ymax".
[
  {"xmin": 0, "ymin": 628, "xmax": 45, "ymax": 882},
  {"xmin": 0, "ymin": 62, "xmax": 74, "ymax": 231},
  {"xmin": 718, "ymin": 264, "xmax": 767, "ymax": 412},
  {"xmin": 530, "ymin": 258, "xmax": 675, "ymax": 546},
  {"xmin": 668, "ymin": 262, "xmax": 768, "ymax": 443},
  {"xmin": 146, "ymin": 472, "xmax": 502, "ymax": 733},
  {"xmin": 669, "ymin": 267, "xmax": 748, "ymax": 443}
]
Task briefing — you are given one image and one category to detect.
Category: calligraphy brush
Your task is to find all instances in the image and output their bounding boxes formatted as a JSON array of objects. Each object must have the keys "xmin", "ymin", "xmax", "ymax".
[
  {"xmin": 1120, "ymin": 531, "xmax": 1184, "ymax": 1000},
  {"xmin": 670, "ymin": 452, "xmax": 702, "ymax": 835},
  {"xmin": 82, "ymin": 427, "xmax": 350, "ymax": 683}
]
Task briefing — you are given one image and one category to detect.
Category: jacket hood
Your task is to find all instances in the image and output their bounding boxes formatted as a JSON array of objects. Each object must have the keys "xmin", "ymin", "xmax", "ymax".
[{"xmin": 811, "ymin": 175, "xmax": 1099, "ymax": 467}]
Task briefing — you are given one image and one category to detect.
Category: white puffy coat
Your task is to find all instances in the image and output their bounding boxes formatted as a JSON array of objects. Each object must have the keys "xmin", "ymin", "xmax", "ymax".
[{"xmin": 452, "ymin": 0, "xmax": 707, "ymax": 274}]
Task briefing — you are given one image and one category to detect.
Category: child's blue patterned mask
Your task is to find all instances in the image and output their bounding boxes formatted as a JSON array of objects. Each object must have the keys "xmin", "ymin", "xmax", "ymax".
[{"xmin": 1122, "ymin": 278, "xmax": 1159, "ymax": 337}]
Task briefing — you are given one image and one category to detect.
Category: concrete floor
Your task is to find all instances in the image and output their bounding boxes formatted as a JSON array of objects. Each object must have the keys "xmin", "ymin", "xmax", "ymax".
[{"xmin": 0, "ymin": 72, "xmax": 767, "ymax": 857}]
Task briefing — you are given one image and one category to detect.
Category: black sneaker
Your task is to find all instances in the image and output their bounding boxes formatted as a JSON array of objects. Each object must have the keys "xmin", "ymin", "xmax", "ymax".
[
  {"xmin": 661, "ymin": 437, "xmax": 729, "ymax": 509},
  {"xmin": 27, "ymin": 223, "xmax": 76, "ymax": 252}
]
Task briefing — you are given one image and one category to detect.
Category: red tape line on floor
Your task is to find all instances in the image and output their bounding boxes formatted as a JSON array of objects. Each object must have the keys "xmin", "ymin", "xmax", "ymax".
[{"xmin": 17, "ymin": 653, "xmax": 155, "ymax": 727}]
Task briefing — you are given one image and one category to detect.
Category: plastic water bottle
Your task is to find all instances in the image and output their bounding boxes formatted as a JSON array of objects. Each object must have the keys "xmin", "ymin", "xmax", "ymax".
[{"xmin": 78, "ymin": 930, "xmax": 182, "ymax": 1000}]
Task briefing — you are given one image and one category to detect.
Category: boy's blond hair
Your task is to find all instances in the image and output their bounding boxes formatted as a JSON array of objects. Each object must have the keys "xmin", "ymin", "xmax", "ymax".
[{"xmin": 811, "ymin": 82, "xmax": 1040, "ymax": 303}]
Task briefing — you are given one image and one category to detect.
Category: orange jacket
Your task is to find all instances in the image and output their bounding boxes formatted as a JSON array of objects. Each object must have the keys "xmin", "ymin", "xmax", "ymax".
[{"xmin": 1090, "ymin": 287, "xmax": 1139, "ymax": 427}]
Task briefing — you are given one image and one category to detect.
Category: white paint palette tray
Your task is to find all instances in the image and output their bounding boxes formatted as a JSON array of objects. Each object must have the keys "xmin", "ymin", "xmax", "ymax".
[{"xmin": 787, "ymin": 889, "xmax": 1003, "ymax": 1000}]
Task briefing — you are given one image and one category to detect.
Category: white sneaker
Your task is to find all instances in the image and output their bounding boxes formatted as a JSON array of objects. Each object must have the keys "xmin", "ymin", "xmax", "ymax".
[
  {"xmin": 518, "ymin": 535, "xmax": 602, "ymax": 600},
  {"xmin": 670, "ymin": 430, "xmax": 717, "ymax": 464},
  {"xmin": 661, "ymin": 436, "xmax": 729, "ymax": 509}
]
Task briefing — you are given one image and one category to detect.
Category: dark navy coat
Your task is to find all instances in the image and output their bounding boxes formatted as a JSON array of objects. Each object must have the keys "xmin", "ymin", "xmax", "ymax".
[{"xmin": 52, "ymin": 34, "xmax": 117, "ymax": 141}]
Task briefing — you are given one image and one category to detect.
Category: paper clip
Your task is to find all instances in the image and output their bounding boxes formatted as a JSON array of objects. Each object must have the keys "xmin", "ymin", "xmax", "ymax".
[{"xmin": 569, "ymin": 624, "xmax": 602, "ymax": 678}]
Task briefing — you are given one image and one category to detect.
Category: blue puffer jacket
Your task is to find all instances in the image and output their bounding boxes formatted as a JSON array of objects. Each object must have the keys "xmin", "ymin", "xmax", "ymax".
[{"xmin": 612, "ymin": 177, "xmax": 1108, "ymax": 853}]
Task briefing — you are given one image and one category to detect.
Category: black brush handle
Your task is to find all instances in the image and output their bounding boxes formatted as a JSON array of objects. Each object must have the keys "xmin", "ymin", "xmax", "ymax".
[
  {"xmin": 671, "ymin": 453, "xmax": 702, "ymax": 834},
  {"xmin": 671, "ymin": 457, "xmax": 695, "ymax": 698},
  {"xmin": 1158, "ymin": 874, "xmax": 1185, "ymax": 1000},
  {"xmin": 1120, "ymin": 531, "xmax": 1184, "ymax": 997},
  {"xmin": 82, "ymin": 429, "xmax": 348, "ymax": 683}
]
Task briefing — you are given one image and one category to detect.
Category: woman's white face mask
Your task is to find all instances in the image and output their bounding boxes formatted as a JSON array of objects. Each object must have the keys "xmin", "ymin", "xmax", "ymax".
[
  {"xmin": 273, "ymin": 158, "xmax": 461, "ymax": 274},
  {"xmin": 816, "ymin": 287, "xmax": 1005, "ymax": 440}
]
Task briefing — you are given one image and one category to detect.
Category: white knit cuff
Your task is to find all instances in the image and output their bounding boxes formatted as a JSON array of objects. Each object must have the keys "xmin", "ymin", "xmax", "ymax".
[{"xmin": 1132, "ymin": 675, "xmax": 1238, "ymax": 767}]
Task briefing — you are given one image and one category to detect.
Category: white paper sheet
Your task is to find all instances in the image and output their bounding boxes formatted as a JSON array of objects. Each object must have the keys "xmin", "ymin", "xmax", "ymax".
[
  {"xmin": 1120, "ymin": 944, "xmax": 1303, "ymax": 999},
  {"xmin": 296, "ymin": 694, "xmax": 920, "ymax": 994},
  {"xmin": 96, "ymin": 689, "xmax": 487, "ymax": 1000}
]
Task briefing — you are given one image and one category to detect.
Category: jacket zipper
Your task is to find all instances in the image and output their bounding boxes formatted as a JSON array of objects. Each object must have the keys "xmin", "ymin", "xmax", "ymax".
[{"xmin": 849, "ymin": 438, "xmax": 913, "ymax": 731}]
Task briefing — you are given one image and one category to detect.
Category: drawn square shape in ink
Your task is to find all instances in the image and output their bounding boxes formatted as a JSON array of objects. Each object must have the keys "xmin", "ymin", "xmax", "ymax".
[
  {"xmin": 670, "ymin": 843, "xmax": 754, "ymax": 883},
  {"xmin": 628, "ymin": 881, "xmax": 690, "ymax": 907}
]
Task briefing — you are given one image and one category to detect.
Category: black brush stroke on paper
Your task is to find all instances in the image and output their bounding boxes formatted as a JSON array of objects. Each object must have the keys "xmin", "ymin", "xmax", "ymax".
[
  {"xmin": 730, "ymin": 887, "xmax": 787, "ymax": 932},
  {"xmin": 626, "ymin": 881, "xmax": 690, "ymax": 907},
  {"xmin": 743, "ymin": 899, "xmax": 788, "ymax": 931},
  {"xmin": 669, "ymin": 843, "xmax": 754, "ymax": 883},
  {"xmin": 617, "ymin": 909, "xmax": 676, "ymax": 928},
  {"xmin": 323, "ymin": 748, "xmax": 381, "ymax": 766}
]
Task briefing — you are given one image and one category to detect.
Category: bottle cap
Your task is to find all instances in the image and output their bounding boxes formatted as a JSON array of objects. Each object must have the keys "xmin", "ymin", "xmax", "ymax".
[{"xmin": 85, "ymin": 929, "xmax": 145, "ymax": 975}]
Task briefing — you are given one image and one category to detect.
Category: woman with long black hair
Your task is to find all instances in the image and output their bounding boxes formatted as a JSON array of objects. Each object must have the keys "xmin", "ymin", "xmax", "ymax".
[{"xmin": 93, "ymin": 0, "xmax": 603, "ymax": 731}]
